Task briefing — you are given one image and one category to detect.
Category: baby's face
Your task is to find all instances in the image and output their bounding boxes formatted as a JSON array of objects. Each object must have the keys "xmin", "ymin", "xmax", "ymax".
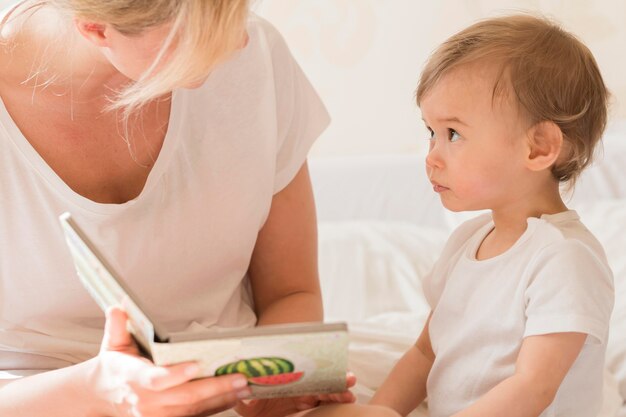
[{"xmin": 420, "ymin": 63, "xmax": 531, "ymax": 213}]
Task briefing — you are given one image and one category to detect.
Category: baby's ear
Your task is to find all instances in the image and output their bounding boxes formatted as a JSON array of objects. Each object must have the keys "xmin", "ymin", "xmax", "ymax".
[{"xmin": 525, "ymin": 121, "xmax": 563, "ymax": 172}]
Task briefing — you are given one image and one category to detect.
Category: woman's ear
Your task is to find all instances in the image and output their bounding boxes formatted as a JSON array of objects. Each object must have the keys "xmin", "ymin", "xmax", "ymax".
[
  {"xmin": 525, "ymin": 121, "xmax": 564, "ymax": 172},
  {"xmin": 74, "ymin": 19, "xmax": 109, "ymax": 47}
]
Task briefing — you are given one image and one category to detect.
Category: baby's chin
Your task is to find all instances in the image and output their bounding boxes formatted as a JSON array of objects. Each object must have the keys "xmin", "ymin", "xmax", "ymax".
[{"xmin": 440, "ymin": 201, "xmax": 484, "ymax": 213}]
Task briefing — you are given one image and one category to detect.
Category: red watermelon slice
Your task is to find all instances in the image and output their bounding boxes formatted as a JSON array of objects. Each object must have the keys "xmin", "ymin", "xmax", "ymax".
[{"xmin": 248, "ymin": 371, "xmax": 304, "ymax": 386}]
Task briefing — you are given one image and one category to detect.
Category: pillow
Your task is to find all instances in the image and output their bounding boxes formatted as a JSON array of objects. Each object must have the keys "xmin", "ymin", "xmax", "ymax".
[
  {"xmin": 318, "ymin": 221, "xmax": 446, "ymax": 324},
  {"xmin": 318, "ymin": 221, "xmax": 443, "ymax": 416}
]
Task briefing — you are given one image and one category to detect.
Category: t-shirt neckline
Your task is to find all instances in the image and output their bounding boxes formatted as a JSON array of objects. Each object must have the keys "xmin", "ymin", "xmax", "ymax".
[
  {"xmin": 465, "ymin": 210, "xmax": 579, "ymax": 263},
  {"xmin": 0, "ymin": 89, "xmax": 185, "ymax": 215}
]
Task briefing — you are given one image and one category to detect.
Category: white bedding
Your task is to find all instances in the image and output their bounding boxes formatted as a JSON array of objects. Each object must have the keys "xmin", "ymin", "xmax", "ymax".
[
  {"xmin": 317, "ymin": 218, "xmax": 624, "ymax": 416},
  {"xmin": 311, "ymin": 122, "xmax": 626, "ymax": 416}
]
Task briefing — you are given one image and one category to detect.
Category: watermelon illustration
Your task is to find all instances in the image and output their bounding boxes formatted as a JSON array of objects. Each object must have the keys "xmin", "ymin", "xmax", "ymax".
[
  {"xmin": 214, "ymin": 357, "xmax": 304, "ymax": 386},
  {"xmin": 248, "ymin": 371, "xmax": 304, "ymax": 386}
]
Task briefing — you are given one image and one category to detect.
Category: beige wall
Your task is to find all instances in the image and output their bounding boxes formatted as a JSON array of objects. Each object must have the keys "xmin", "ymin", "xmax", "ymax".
[
  {"xmin": 255, "ymin": 0, "xmax": 626, "ymax": 156},
  {"xmin": 2, "ymin": 1, "xmax": 623, "ymax": 156}
]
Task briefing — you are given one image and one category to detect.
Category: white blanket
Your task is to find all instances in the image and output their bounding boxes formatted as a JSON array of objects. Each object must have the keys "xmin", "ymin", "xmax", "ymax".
[{"xmin": 317, "ymin": 215, "xmax": 625, "ymax": 416}]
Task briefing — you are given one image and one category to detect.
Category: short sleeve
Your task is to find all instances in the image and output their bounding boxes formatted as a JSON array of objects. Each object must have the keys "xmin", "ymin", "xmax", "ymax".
[
  {"xmin": 261, "ymin": 20, "xmax": 330, "ymax": 193},
  {"xmin": 524, "ymin": 240, "xmax": 614, "ymax": 344}
]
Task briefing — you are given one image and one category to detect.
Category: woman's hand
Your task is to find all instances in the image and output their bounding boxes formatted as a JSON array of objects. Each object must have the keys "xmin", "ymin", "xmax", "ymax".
[
  {"xmin": 91, "ymin": 306, "xmax": 251, "ymax": 417},
  {"xmin": 235, "ymin": 372, "xmax": 357, "ymax": 417}
]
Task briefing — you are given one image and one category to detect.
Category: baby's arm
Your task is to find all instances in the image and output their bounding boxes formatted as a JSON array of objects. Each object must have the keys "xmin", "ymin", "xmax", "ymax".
[
  {"xmin": 452, "ymin": 332, "xmax": 586, "ymax": 417},
  {"xmin": 369, "ymin": 313, "xmax": 435, "ymax": 416}
]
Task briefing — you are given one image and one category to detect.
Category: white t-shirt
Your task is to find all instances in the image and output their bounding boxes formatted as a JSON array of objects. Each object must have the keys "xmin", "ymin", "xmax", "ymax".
[
  {"xmin": 423, "ymin": 211, "xmax": 614, "ymax": 417},
  {"xmin": 0, "ymin": 15, "xmax": 329, "ymax": 375}
]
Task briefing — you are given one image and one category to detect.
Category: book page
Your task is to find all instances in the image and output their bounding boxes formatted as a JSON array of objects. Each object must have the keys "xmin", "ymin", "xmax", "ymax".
[{"xmin": 59, "ymin": 213, "xmax": 157, "ymax": 354}]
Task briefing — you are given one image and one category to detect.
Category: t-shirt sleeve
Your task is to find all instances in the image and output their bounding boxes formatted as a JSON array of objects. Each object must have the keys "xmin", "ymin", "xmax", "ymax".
[
  {"xmin": 524, "ymin": 240, "xmax": 614, "ymax": 344},
  {"xmin": 263, "ymin": 20, "xmax": 330, "ymax": 194}
]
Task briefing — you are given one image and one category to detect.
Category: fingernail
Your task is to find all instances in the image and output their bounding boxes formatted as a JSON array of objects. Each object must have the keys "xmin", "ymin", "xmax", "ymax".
[
  {"xmin": 185, "ymin": 364, "xmax": 200, "ymax": 377},
  {"xmin": 232, "ymin": 377, "xmax": 248, "ymax": 389},
  {"xmin": 237, "ymin": 388, "xmax": 252, "ymax": 399}
]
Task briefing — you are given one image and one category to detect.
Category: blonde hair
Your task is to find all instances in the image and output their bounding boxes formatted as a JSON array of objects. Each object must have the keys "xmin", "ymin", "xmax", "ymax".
[
  {"xmin": 416, "ymin": 14, "xmax": 609, "ymax": 185},
  {"xmin": 3, "ymin": 0, "xmax": 249, "ymax": 117}
]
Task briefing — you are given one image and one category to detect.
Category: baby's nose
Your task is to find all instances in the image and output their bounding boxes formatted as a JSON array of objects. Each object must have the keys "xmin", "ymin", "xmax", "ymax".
[{"xmin": 425, "ymin": 145, "xmax": 443, "ymax": 170}]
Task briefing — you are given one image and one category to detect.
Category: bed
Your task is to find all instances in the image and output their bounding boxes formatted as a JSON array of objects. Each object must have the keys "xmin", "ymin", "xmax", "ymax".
[{"xmin": 309, "ymin": 121, "xmax": 626, "ymax": 416}]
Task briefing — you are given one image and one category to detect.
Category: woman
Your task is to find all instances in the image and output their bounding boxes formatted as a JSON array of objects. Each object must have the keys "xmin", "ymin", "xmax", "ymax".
[{"xmin": 0, "ymin": 1, "xmax": 368, "ymax": 416}]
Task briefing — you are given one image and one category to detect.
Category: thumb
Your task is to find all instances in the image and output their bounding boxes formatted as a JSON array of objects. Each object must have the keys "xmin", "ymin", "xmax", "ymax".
[
  {"xmin": 346, "ymin": 371, "xmax": 357, "ymax": 388},
  {"xmin": 101, "ymin": 306, "xmax": 135, "ymax": 352}
]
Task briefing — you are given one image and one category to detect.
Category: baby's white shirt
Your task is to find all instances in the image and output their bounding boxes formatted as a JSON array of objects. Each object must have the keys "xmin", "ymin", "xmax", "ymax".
[
  {"xmin": 0, "ymin": 15, "xmax": 329, "ymax": 374},
  {"xmin": 423, "ymin": 210, "xmax": 614, "ymax": 417}
]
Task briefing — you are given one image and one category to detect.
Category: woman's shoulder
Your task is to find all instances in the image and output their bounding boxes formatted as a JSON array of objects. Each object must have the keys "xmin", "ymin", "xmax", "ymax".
[
  {"xmin": 247, "ymin": 13, "xmax": 292, "ymax": 54},
  {"xmin": 1, "ymin": 2, "xmax": 38, "ymax": 44},
  {"xmin": 0, "ymin": 3, "xmax": 58, "ymax": 80}
]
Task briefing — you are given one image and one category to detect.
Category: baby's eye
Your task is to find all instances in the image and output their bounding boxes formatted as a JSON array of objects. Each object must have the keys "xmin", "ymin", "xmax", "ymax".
[
  {"xmin": 449, "ymin": 129, "xmax": 461, "ymax": 142},
  {"xmin": 426, "ymin": 127, "xmax": 435, "ymax": 140}
]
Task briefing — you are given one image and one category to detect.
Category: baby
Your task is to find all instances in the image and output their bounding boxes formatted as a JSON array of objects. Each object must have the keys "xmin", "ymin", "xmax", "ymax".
[{"xmin": 292, "ymin": 13, "xmax": 614, "ymax": 417}]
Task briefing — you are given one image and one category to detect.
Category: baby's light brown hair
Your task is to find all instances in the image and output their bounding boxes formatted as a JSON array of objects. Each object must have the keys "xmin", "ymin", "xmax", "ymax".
[{"xmin": 416, "ymin": 14, "xmax": 609, "ymax": 185}]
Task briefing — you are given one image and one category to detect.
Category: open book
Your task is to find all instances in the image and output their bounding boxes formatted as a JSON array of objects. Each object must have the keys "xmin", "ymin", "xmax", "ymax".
[{"xmin": 58, "ymin": 212, "xmax": 349, "ymax": 399}]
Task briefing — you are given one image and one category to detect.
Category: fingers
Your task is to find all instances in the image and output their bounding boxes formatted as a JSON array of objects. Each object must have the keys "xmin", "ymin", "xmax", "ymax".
[
  {"xmin": 135, "ymin": 362, "xmax": 202, "ymax": 392},
  {"xmin": 98, "ymin": 354, "xmax": 249, "ymax": 416},
  {"xmin": 311, "ymin": 372, "xmax": 357, "ymax": 405},
  {"xmin": 160, "ymin": 388, "xmax": 242, "ymax": 417},
  {"xmin": 102, "ymin": 306, "xmax": 134, "ymax": 352},
  {"xmin": 319, "ymin": 390, "xmax": 356, "ymax": 404},
  {"xmin": 157, "ymin": 374, "xmax": 250, "ymax": 405},
  {"xmin": 98, "ymin": 317, "xmax": 252, "ymax": 417},
  {"xmin": 128, "ymin": 374, "xmax": 251, "ymax": 416},
  {"xmin": 294, "ymin": 395, "xmax": 320, "ymax": 411},
  {"xmin": 293, "ymin": 371, "xmax": 358, "ymax": 411}
]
